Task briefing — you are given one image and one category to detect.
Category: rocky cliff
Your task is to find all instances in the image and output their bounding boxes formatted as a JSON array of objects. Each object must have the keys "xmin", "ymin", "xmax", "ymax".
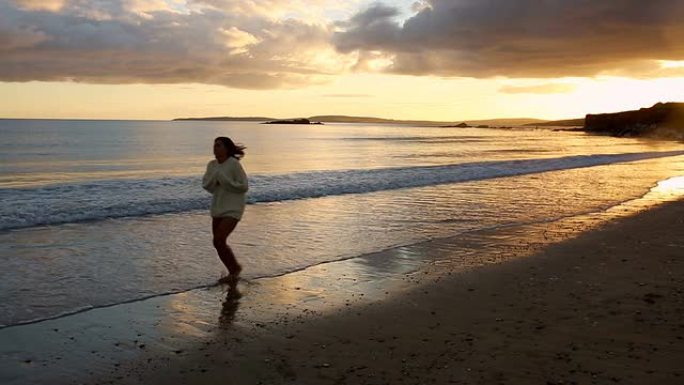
[{"xmin": 584, "ymin": 103, "xmax": 684, "ymax": 138}]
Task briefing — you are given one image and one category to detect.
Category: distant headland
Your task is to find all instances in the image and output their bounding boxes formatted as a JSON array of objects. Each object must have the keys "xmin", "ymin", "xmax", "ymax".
[
  {"xmin": 173, "ymin": 115, "xmax": 546, "ymax": 127},
  {"xmin": 584, "ymin": 102, "xmax": 684, "ymax": 138},
  {"xmin": 173, "ymin": 103, "xmax": 684, "ymax": 139}
]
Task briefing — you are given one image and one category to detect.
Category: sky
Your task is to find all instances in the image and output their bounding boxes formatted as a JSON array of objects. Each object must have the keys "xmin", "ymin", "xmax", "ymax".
[{"xmin": 2, "ymin": 0, "xmax": 684, "ymax": 121}]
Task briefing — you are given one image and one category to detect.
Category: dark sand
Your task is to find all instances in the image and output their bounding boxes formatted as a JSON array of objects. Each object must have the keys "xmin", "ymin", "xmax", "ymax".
[{"xmin": 91, "ymin": 200, "xmax": 684, "ymax": 385}]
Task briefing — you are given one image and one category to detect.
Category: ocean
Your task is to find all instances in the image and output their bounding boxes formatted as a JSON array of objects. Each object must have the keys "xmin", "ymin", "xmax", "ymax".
[{"xmin": 1, "ymin": 119, "xmax": 683, "ymax": 328}]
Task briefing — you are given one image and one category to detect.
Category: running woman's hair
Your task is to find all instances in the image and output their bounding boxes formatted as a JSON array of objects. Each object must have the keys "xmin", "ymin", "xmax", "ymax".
[{"xmin": 215, "ymin": 137, "xmax": 246, "ymax": 159}]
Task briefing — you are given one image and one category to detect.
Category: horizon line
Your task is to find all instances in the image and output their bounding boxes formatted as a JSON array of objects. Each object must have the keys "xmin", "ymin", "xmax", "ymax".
[{"xmin": 0, "ymin": 115, "xmax": 563, "ymax": 123}]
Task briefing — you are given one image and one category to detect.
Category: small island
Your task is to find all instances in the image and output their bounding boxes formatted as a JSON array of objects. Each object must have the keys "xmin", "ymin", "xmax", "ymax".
[
  {"xmin": 440, "ymin": 122, "xmax": 471, "ymax": 128},
  {"xmin": 261, "ymin": 118, "xmax": 323, "ymax": 125}
]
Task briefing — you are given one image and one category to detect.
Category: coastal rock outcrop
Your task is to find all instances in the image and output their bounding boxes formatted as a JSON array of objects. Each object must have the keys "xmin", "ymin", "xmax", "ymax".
[
  {"xmin": 440, "ymin": 122, "xmax": 471, "ymax": 128},
  {"xmin": 584, "ymin": 102, "xmax": 684, "ymax": 138},
  {"xmin": 262, "ymin": 118, "xmax": 323, "ymax": 125}
]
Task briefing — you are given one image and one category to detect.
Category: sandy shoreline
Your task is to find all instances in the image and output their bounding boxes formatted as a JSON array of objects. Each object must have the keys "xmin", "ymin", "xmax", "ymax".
[
  {"xmin": 97, "ymin": 200, "xmax": 683, "ymax": 384},
  {"xmin": 2, "ymin": 195, "xmax": 683, "ymax": 385}
]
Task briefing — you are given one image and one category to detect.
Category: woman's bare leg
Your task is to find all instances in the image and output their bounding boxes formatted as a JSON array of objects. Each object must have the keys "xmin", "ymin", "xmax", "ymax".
[{"xmin": 212, "ymin": 217, "xmax": 241, "ymax": 276}]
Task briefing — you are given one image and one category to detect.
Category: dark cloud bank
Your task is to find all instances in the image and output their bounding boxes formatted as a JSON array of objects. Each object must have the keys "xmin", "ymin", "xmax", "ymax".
[{"xmin": 335, "ymin": 0, "xmax": 684, "ymax": 78}]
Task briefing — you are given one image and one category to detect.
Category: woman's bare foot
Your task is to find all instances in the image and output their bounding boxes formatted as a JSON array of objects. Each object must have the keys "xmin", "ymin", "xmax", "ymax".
[
  {"xmin": 218, "ymin": 264, "xmax": 242, "ymax": 286},
  {"xmin": 218, "ymin": 275, "xmax": 233, "ymax": 284},
  {"xmin": 230, "ymin": 263, "xmax": 243, "ymax": 278}
]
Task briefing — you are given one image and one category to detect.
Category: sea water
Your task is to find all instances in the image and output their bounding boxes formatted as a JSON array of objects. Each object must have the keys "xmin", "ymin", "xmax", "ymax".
[{"xmin": 1, "ymin": 119, "xmax": 683, "ymax": 327}]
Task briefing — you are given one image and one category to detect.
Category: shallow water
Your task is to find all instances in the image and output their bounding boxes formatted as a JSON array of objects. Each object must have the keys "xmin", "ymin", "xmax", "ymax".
[{"xmin": 1, "ymin": 119, "xmax": 683, "ymax": 327}]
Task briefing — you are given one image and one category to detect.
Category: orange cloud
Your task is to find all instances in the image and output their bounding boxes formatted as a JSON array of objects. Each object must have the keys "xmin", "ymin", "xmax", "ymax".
[{"xmin": 0, "ymin": 0, "xmax": 348, "ymax": 89}]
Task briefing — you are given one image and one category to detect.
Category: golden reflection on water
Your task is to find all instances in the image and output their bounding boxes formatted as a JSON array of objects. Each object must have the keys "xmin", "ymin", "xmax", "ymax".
[
  {"xmin": 255, "ymin": 256, "xmax": 400, "ymax": 309},
  {"xmin": 652, "ymin": 176, "xmax": 684, "ymax": 197},
  {"xmin": 163, "ymin": 292, "xmax": 215, "ymax": 337},
  {"xmin": 641, "ymin": 154, "xmax": 684, "ymax": 200}
]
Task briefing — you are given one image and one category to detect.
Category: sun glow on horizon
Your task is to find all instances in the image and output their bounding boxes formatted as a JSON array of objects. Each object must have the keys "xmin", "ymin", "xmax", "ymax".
[
  {"xmin": 659, "ymin": 60, "xmax": 684, "ymax": 69},
  {"xmin": 3, "ymin": 74, "xmax": 684, "ymax": 122},
  {"xmin": 651, "ymin": 175, "xmax": 684, "ymax": 200}
]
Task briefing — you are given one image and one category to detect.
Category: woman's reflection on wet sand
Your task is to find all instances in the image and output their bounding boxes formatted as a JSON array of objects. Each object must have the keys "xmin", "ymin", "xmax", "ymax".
[{"xmin": 219, "ymin": 281, "xmax": 242, "ymax": 328}]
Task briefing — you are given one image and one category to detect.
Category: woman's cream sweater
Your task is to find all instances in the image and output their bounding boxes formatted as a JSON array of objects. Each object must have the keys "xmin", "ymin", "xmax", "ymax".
[{"xmin": 202, "ymin": 157, "xmax": 249, "ymax": 220}]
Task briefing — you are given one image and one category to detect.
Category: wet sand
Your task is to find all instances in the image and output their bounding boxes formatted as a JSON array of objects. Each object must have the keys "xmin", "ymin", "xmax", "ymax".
[
  {"xmin": 2, "ymin": 197, "xmax": 683, "ymax": 385},
  {"xmin": 91, "ymin": 200, "xmax": 684, "ymax": 385}
]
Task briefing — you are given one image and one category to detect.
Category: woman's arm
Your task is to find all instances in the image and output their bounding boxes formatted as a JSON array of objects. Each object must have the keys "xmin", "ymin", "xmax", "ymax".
[
  {"xmin": 232, "ymin": 159, "xmax": 249, "ymax": 193},
  {"xmin": 214, "ymin": 158, "xmax": 249, "ymax": 193},
  {"xmin": 202, "ymin": 160, "xmax": 218, "ymax": 193}
]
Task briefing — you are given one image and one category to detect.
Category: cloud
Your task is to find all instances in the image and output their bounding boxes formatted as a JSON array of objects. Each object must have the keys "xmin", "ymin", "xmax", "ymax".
[
  {"xmin": 334, "ymin": 0, "xmax": 684, "ymax": 79},
  {"xmin": 0, "ymin": 0, "xmax": 351, "ymax": 89},
  {"xmin": 499, "ymin": 83, "xmax": 576, "ymax": 94},
  {"xmin": 126, "ymin": 0, "xmax": 184, "ymax": 17},
  {"xmin": 333, "ymin": 3, "xmax": 401, "ymax": 53},
  {"xmin": 187, "ymin": 0, "xmax": 362, "ymax": 20},
  {"xmin": 221, "ymin": 26, "xmax": 261, "ymax": 55},
  {"xmin": 6, "ymin": 0, "xmax": 684, "ymax": 89}
]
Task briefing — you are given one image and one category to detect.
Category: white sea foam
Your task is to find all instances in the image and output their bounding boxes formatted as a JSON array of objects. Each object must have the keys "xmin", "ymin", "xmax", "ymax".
[{"xmin": 2, "ymin": 151, "xmax": 683, "ymax": 231}]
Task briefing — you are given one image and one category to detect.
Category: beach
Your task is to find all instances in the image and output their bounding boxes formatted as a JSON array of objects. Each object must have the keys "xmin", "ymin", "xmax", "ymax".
[
  {"xmin": 103, "ymin": 198, "xmax": 684, "ymax": 385},
  {"xmin": 1, "ymin": 192, "xmax": 682, "ymax": 384}
]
